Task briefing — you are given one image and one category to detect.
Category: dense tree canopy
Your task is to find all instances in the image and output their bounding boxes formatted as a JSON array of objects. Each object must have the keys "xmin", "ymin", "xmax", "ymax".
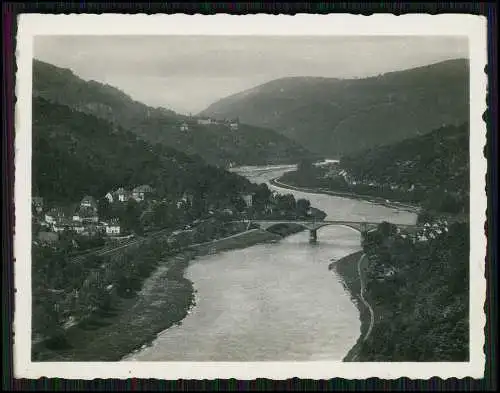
[
  {"xmin": 32, "ymin": 97, "xmax": 255, "ymax": 208},
  {"xmin": 33, "ymin": 59, "xmax": 314, "ymax": 167}
]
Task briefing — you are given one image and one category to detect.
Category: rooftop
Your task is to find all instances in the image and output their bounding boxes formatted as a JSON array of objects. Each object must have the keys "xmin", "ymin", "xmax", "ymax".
[
  {"xmin": 133, "ymin": 184, "xmax": 154, "ymax": 193},
  {"xmin": 81, "ymin": 195, "xmax": 97, "ymax": 205}
]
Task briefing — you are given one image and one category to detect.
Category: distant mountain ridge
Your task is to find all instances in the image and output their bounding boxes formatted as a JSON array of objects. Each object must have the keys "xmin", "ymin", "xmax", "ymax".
[
  {"xmin": 200, "ymin": 59, "xmax": 469, "ymax": 157},
  {"xmin": 33, "ymin": 60, "xmax": 315, "ymax": 167}
]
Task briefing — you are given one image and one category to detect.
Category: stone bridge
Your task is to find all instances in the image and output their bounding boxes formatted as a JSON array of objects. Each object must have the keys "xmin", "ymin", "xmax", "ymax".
[{"xmin": 250, "ymin": 220, "xmax": 420, "ymax": 243}]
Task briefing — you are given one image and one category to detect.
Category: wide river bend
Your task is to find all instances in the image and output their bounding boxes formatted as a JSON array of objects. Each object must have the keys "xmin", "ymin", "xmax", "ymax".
[{"xmin": 124, "ymin": 164, "xmax": 417, "ymax": 361}]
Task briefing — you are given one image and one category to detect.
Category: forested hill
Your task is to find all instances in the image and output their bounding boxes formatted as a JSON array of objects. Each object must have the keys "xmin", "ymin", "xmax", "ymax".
[
  {"xmin": 33, "ymin": 60, "xmax": 314, "ymax": 167},
  {"xmin": 340, "ymin": 122, "xmax": 470, "ymax": 213},
  {"xmin": 32, "ymin": 96, "xmax": 255, "ymax": 205},
  {"xmin": 200, "ymin": 59, "xmax": 469, "ymax": 157}
]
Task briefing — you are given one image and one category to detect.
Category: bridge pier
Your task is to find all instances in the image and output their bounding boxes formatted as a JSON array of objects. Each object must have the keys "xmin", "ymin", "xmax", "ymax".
[{"xmin": 309, "ymin": 229, "xmax": 318, "ymax": 244}]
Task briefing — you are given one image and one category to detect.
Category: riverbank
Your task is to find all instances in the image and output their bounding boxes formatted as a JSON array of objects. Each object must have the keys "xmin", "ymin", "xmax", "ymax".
[
  {"xmin": 332, "ymin": 250, "xmax": 372, "ymax": 362},
  {"xmin": 33, "ymin": 227, "xmax": 294, "ymax": 361},
  {"xmin": 334, "ymin": 220, "xmax": 469, "ymax": 362},
  {"xmin": 270, "ymin": 176, "xmax": 421, "ymax": 214}
]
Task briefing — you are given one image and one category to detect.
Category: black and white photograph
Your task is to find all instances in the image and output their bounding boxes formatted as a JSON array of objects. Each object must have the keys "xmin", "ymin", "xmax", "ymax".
[{"xmin": 14, "ymin": 14, "xmax": 487, "ymax": 380}]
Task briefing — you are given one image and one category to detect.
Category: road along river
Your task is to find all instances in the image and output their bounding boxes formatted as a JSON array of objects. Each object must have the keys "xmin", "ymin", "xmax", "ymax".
[{"xmin": 124, "ymin": 164, "xmax": 417, "ymax": 361}]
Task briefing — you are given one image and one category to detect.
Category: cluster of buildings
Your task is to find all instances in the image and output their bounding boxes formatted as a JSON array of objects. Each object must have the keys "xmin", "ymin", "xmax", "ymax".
[
  {"xmin": 387, "ymin": 219, "xmax": 449, "ymax": 245},
  {"xmin": 412, "ymin": 219, "xmax": 449, "ymax": 243},
  {"xmin": 32, "ymin": 184, "xmax": 156, "ymax": 245},
  {"xmin": 33, "ymin": 195, "xmax": 122, "ymax": 243},
  {"xmin": 104, "ymin": 184, "xmax": 155, "ymax": 203},
  {"xmin": 368, "ymin": 218, "xmax": 450, "ymax": 282},
  {"xmin": 32, "ymin": 179, "xmax": 261, "ymax": 246},
  {"xmin": 179, "ymin": 117, "xmax": 240, "ymax": 132},
  {"xmin": 326, "ymin": 167, "xmax": 416, "ymax": 193}
]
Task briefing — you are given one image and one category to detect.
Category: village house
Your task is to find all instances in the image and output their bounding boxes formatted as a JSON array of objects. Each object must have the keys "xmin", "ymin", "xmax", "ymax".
[
  {"xmin": 53, "ymin": 218, "xmax": 72, "ymax": 233},
  {"xmin": 32, "ymin": 197, "xmax": 44, "ymax": 214},
  {"xmin": 229, "ymin": 121, "xmax": 239, "ymax": 131},
  {"xmin": 114, "ymin": 187, "xmax": 131, "ymax": 202},
  {"xmin": 375, "ymin": 266, "xmax": 397, "ymax": 281},
  {"xmin": 104, "ymin": 192, "xmax": 114, "ymax": 203},
  {"xmin": 70, "ymin": 222, "xmax": 85, "ymax": 234},
  {"xmin": 177, "ymin": 191, "xmax": 194, "ymax": 209},
  {"xmin": 80, "ymin": 195, "xmax": 98, "ymax": 211},
  {"xmin": 71, "ymin": 207, "xmax": 82, "ymax": 222},
  {"xmin": 44, "ymin": 207, "xmax": 65, "ymax": 225},
  {"xmin": 132, "ymin": 185, "xmax": 154, "ymax": 202},
  {"xmin": 197, "ymin": 117, "xmax": 216, "ymax": 125},
  {"xmin": 106, "ymin": 218, "xmax": 121, "ymax": 235},
  {"xmin": 79, "ymin": 207, "xmax": 99, "ymax": 223},
  {"xmin": 180, "ymin": 122, "xmax": 189, "ymax": 132},
  {"xmin": 240, "ymin": 193, "xmax": 254, "ymax": 208}
]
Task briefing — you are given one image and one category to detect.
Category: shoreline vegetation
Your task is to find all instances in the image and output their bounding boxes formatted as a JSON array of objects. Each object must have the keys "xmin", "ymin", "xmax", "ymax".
[
  {"xmin": 269, "ymin": 177, "xmax": 421, "ymax": 214},
  {"xmin": 335, "ymin": 220, "xmax": 469, "ymax": 362},
  {"xmin": 33, "ymin": 225, "xmax": 303, "ymax": 362}
]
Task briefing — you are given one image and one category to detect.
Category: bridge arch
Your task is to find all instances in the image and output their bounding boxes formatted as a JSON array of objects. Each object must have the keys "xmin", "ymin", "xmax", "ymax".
[
  {"xmin": 258, "ymin": 221, "xmax": 368, "ymax": 233},
  {"xmin": 250, "ymin": 220, "xmax": 381, "ymax": 244}
]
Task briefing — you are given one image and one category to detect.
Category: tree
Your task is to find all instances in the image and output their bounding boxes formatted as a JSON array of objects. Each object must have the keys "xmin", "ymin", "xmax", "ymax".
[
  {"xmin": 231, "ymin": 195, "xmax": 247, "ymax": 213},
  {"xmin": 98, "ymin": 197, "xmax": 113, "ymax": 220},
  {"xmin": 378, "ymin": 221, "xmax": 398, "ymax": 238},
  {"xmin": 253, "ymin": 183, "xmax": 271, "ymax": 207},
  {"xmin": 121, "ymin": 199, "xmax": 141, "ymax": 234},
  {"xmin": 275, "ymin": 194, "xmax": 296, "ymax": 215},
  {"xmin": 296, "ymin": 198, "xmax": 311, "ymax": 216},
  {"xmin": 297, "ymin": 158, "xmax": 314, "ymax": 173}
]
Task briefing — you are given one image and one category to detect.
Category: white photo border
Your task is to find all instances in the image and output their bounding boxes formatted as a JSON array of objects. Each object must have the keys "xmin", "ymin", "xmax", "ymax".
[{"xmin": 14, "ymin": 13, "xmax": 488, "ymax": 380}]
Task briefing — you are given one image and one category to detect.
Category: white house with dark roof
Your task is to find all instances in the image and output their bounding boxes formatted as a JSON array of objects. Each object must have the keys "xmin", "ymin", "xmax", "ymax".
[
  {"xmin": 105, "ymin": 192, "xmax": 114, "ymax": 203},
  {"xmin": 106, "ymin": 218, "xmax": 121, "ymax": 235}
]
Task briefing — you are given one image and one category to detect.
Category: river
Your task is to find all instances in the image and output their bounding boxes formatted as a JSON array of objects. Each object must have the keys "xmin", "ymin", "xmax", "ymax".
[{"xmin": 124, "ymin": 164, "xmax": 417, "ymax": 361}]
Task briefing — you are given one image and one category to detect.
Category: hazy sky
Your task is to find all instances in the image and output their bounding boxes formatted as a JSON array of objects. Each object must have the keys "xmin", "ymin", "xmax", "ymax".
[{"xmin": 34, "ymin": 35, "xmax": 468, "ymax": 114}]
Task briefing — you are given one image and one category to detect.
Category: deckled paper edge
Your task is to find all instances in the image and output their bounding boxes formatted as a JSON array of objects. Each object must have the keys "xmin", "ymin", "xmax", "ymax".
[{"xmin": 13, "ymin": 13, "xmax": 487, "ymax": 380}]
